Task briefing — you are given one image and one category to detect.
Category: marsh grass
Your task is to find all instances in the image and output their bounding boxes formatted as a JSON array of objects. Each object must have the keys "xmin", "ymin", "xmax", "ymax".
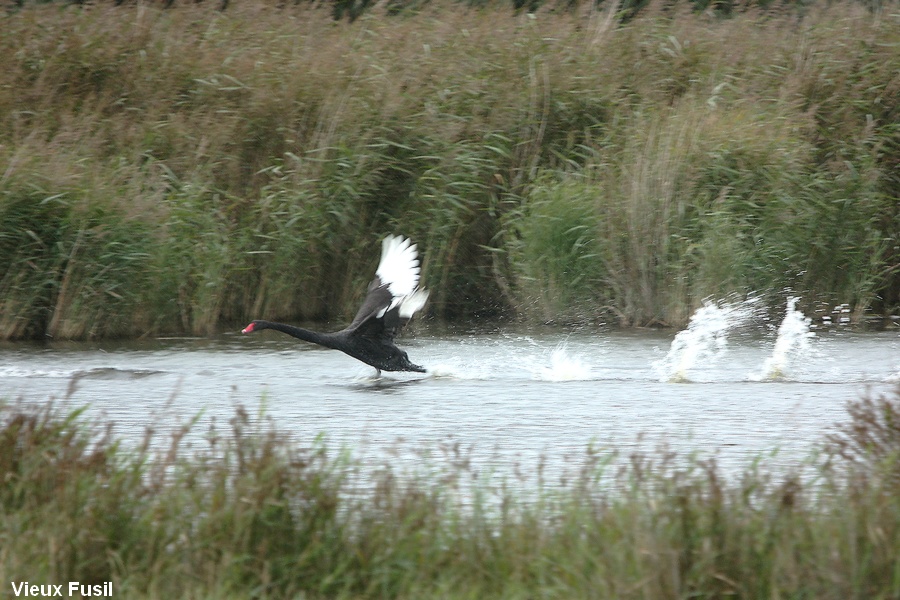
[
  {"xmin": 1, "ymin": 387, "xmax": 899, "ymax": 598},
  {"xmin": 1, "ymin": 1, "xmax": 897, "ymax": 338}
]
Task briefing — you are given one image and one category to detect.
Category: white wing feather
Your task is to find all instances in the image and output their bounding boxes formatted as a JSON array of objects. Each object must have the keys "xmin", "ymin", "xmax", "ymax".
[
  {"xmin": 375, "ymin": 235, "xmax": 428, "ymax": 318},
  {"xmin": 377, "ymin": 235, "xmax": 420, "ymax": 296},
  {"xmin": 399, "ymin": 288, "xmax": 429, "ymax": 319}
]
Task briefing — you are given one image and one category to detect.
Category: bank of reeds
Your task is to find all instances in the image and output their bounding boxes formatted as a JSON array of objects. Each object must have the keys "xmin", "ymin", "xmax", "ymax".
[
  {"xmin": 1, "ymin": 387, "xmax": 899, "ymax": 598},
  {"xmin": 1, "ymin": 0, "xmax": 898, "ymax": 338}
]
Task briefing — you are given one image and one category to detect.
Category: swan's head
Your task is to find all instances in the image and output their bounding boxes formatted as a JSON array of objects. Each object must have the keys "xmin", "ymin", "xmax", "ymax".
[{"xmin": 241, "ymin": 321, "xmax": 261, "ymax": 334}]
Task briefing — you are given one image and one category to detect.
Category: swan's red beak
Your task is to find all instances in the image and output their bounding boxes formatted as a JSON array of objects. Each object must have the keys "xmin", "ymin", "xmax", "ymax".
[{"xmin": 241, "ymin": 323, "xmax": 255, "ymax": 334}]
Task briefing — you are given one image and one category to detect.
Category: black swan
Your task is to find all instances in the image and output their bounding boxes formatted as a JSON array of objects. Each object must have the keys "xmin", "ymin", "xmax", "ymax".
[{"xmin": 242, "ymin": 235, "xmax": 429, "ymax": 375}]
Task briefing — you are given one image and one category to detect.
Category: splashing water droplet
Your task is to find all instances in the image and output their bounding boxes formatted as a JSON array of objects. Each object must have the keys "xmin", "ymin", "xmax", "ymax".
[
  {"xmin": 655, "ymin": 300, "xmax": 754, "ymax": 383},
  {"xmin": 756, "ymin": 297, "xmax": 814, "ymax": 381},
  {"xmin": 535, "ymin": 344, "xmax": 592, "ymax": 381}
]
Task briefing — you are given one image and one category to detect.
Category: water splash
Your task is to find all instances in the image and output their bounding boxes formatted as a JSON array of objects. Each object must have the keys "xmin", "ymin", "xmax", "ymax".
[
  {"xmin": 425, "ymin": 364, "xmax": 465, "ymax": 379},
  {"xmin": 756, "ymin": 297, "xmax": 814, "ymax": 381},
  {"xmin": 422, "ymin": 359, "xmax": 498, "ymax": 380},
  {"xmin": 535, "ymin": 344, "xmax": 593, "ymax": 381},
  {"xmin": 655, "ymin": 300, "xmax": 754, "ymax": 383}
]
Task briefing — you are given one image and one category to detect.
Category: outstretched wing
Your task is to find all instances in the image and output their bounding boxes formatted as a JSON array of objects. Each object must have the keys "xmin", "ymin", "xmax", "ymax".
[{"xmin": 345, "ymin": 235, "xmax": 428, "ymax": 342}]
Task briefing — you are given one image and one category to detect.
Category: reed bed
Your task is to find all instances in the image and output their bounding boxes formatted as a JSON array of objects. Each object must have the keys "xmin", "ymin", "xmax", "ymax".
[
  {"xmin": 1, "ymin": 0, "xmax": 898, "ymax": 338},
  {"xmin": 0, "ymin": 386, "xmax": 899, "ymax": 598}
]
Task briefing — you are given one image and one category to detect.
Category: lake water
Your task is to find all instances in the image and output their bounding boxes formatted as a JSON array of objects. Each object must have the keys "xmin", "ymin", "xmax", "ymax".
[{"xmin": 1, "ymin": 310, "xmax": 898, "ymax": 488}]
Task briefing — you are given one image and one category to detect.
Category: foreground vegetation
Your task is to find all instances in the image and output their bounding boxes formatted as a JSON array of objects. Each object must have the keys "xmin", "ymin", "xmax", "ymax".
[
  {"xmin": 0, "ymin": 387, "xmax": 898, "ymax": 598},
  {"xmin": 1, "ymin": 0, "xmax": 898, "ymax": 339}
]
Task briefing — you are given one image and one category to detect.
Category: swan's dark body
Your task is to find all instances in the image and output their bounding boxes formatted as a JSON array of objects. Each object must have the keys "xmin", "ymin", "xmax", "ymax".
[{"xmin": 242, "ymin": 236, "xmax": 428, "ymax": 375}]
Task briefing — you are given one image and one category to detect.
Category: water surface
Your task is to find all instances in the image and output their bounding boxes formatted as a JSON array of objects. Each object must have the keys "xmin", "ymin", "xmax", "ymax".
[{"xmin": 2, "ymin": 324, "xmax": 898, "ymax": 485}]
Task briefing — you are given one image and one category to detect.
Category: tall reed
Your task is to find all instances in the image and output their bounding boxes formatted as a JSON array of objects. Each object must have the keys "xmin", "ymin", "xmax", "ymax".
[{"xmin": 1, "ymin": 1, "xmax": 897, "ymax": 338}]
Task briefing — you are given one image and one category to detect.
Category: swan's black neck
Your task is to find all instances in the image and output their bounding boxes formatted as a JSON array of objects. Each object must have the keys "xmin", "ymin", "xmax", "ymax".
[
  {"xmin": 250, "ymin": 321, "xmax": 339, "ymax": 349},
  {"xmin": 245, "ymin": 319, "xmax": 424, "ymax": 373}
]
